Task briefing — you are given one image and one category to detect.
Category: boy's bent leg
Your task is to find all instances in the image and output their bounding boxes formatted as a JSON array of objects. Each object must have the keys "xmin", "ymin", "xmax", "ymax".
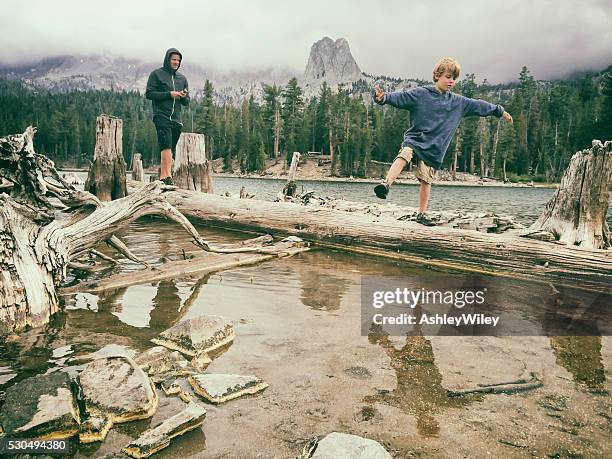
[
  {"xmin": 374, "ymin": 147, "xmax": 413, "ymax": 199},
  {"xmin": 385, "ymin": 147, "xmax": 413, "ymax": 185}
]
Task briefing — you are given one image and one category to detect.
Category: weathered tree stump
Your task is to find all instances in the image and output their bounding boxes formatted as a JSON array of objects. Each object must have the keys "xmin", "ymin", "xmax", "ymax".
[
  {"xmin": 84, "ymin": 115, "xmax": 127, "ymax": 201},
  {"xmin": 282, "ymin": 152, "xmax": 301, "ymax": 198},
  {"xmin": 173, "ymin": 133, "xmax": 213, "ymax": 193},
  {"xmin": 131, "ymin": 152, "xmax": 144, "ymax": 182},
  {"xmin": 529, "ymin": 140, "xmax": 612, "ymax": 249}
]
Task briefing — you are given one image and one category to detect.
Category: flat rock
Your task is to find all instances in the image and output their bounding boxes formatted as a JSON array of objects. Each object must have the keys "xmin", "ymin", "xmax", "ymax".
[
  {"xmin": 151, "ymin": 315, "xmax": 235, "ymax": 357},
  {"xmin": 77, "ymin": 356, "xmax": 158, "ymax": 443},
  {"xmin": 160, "ymin": 377, "xmax": 194, "ymax": 403},
  {"xmin": 122, "ymin": 402, "xmax": 206, "ymax": 458},
  {"xmin": 134, "ymin": 346, "xmax": 196, "ymax": 383},
  {"xmin": 0, "ymin": 371, "xmax": 79, "ymax": 439},
  {"xmin": 188, "ymin": 374, "xmax": 268, "ymax": 404},
  {"xmin": 310, "ymin": 432, "xmax": 392, "ymax": 458}
]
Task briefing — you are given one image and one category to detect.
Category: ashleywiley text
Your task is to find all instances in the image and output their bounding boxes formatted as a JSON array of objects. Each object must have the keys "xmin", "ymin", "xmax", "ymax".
[{"xmin": 372, "ymin": 312, "xmax": 499, "ymax": 327}]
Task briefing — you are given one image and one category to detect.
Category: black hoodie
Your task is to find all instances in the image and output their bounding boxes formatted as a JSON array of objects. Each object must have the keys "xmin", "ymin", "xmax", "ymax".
[{"xmin": 146, "ymin": 48, "xmax": 190, "ymax": 124}]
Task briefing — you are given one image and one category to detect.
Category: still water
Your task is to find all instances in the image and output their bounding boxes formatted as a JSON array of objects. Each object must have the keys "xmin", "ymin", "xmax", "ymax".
[
  {"xmin": 68, "ymin": 172, "xmax": 612, "ymax": 225},
  {"xmin": 0, "ymin": 219, "xmax": 609, "ymax": 457}
]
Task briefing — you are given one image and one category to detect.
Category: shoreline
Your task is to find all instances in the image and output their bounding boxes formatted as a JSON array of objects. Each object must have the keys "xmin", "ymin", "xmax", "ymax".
[
  {"xmin": 58, "ymin": 167, "xmax": 559, "ymax": 189},
  {"xmin": 210, "ymin": 172, "xmax": 559, "ymax": 188}
]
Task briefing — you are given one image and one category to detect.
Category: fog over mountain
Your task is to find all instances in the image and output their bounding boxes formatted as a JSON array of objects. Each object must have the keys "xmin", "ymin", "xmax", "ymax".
[
  {"xmin": 1, "ymin": 0, "xmax": 610, "ymax": 84},
  {"xmin": 0, "ymin": 36, "xmax": 377, "ymax": 103}
]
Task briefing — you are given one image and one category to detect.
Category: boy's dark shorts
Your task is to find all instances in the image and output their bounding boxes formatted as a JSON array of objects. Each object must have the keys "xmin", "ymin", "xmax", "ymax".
[{"xmin": 153, "ymin": 115, "xmax": 182, "ymax": 156}]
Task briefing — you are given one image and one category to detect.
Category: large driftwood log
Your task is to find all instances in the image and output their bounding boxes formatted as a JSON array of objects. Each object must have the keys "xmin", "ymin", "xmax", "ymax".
[
  {"xmin": 529, "ymin": 140, "xmax": 612, "ymax": 249},
  {"xmin": 85, "ymin": 115, "xmax": 127, "ymax": 201},
  {"xmin": 0, "ymin": 182, "xmax": 210, "ymax": 334},
  {"xmin": 0, "ymin": 128, "xmax": 212, "ymax": 334},
  {"xmin": 131, "ymin": 152, "xmax": 145, "ymax": 182},
  {"xmin": 157, "ymin": 189, "xmax": 611, "ymax": 291},
  {"xmin": 173, "ymin": 133, "xmax": 213, "ymax": 193}
]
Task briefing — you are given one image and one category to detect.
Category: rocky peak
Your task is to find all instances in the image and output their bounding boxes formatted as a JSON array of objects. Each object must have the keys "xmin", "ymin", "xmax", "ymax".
[{"xmin": 303, "ymin": 37, "xmax": 363, "ymax": 84}]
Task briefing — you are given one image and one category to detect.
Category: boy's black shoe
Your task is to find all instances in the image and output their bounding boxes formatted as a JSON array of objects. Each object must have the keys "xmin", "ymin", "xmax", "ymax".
[
  {"xmin": 416, "ymin": 212, "xmax": 436, "ymax": 226},
  {"xmin": 161, "ymin": 176, "xmax": 174, "ymax": 186},
  {"xmin": 374, "ymin": 182, "xmax": 389, "ymax": 199}
]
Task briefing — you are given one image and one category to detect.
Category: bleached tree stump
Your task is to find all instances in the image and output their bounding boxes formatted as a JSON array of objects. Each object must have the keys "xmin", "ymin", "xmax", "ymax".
[
  {"xmin": 282, "ymin": 152, "xmax": 301, "ymax": 198},
  {"xmin": 131, "ymin": 152, "xmax": 144, "ymax": 182},
  {"xmin": 529, "ymin": 140, "xmax": 612, "ymax": 249},
  {"xmin": 84, "ymin": 115, "xmax": 127, "ymax": 201},
  {"xmin": 173, "ymin": 133, "xmax": 213, "ymax": 193}
]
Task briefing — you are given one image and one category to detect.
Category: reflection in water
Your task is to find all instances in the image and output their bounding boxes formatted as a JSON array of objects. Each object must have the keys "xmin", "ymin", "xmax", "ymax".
[
  {"xmin": 298, "ymin": 251, "xmax": 349, "ymax": 311},
  {"xmin": 149, "ymin": 280, "xmax": 183, "ymax": 328},
  {"xmin": 550, "ymin": 336, "xmax": 605, "ymax": 389},
  {"xmin": 366, "ymin": 313, "xmax": 472, "ymax": 437}
]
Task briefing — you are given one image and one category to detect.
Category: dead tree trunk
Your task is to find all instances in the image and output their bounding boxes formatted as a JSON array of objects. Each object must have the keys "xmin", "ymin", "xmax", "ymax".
[
  {"xmin": 529, "ymin": 140, "xmax": 612, "ymax": 249},
  {"xmin": 282, "ymin": 152, "xmax": 301, "ymax": 198},
  {"xmin": 273, "ymin": 107, "xmax": 281, "ymax": 161},
  {"xmin": 84, "ymin": 115, "xmax": 127, "ymax": 201},
  {"xmin": 173, "ymin": 133, "xmax": 213, "ymax": 193},
  {"xmin": 452, "ymin": 128, "xmax": 462, "ymax": 181},
  {"xmin": 490, "ymin": 119, "xmax": 500, "ymax": 178},
  {"xmin": 479, "ymin": 117, "xmax": 488, "ymax": 178},
  {"xmin": 131, "ymin": 153, "xmax": 144, "ymax": 182}
]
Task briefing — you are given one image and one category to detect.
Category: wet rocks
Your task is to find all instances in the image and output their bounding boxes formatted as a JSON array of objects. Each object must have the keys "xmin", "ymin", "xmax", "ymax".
[
  {"xmin": 0, "ymin": 371, "xmax": 79, "ymax": 439},
  {"xmin": 160, "ymin": 377, "xmax": 194, "ymax": 403},
  {"xmin": 188, "ymin": 374, "xmax": 268, "ymax": 404},
  {"xmin": 309, "ymin": 432, "xmax": 392, "ymax": 458},
  {"xmin": 122, "ymin": 402, "xmax": 207, "ymax": 458},
  {"xmin": 151, "ymin": 315, "xmax": 235, "ymax": 358},
  {"xmin": 134, "ymin": 346, "xmax": 195, "ymax": 383},
  {"xmin": 77, "ymin": 356, "xmax": 158, "ymax": 443}
]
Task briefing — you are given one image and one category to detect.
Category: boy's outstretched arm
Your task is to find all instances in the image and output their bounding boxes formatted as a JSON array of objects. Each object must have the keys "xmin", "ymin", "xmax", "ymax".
[
  {"xmin": 372, "ymin": 86, "xmax": 418, "ymax": 109},
  {"xmin": 461, "ymin": 96, "xmax": 505, "ymax": 118},
  {"xmin": 502, "ymin": 111, "xmax": 513, "ymax": 124}
]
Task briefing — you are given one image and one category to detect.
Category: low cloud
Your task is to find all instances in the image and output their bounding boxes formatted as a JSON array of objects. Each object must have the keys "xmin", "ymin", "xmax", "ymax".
[{"xmin": 1, "ymin": 0, "xmax": 610, "ymax": 83}]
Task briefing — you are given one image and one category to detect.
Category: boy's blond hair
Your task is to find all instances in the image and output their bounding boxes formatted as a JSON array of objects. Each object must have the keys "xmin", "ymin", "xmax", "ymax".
[{"xmin": 433, "ymin": 58, "xmax": 461, "ymax": 82}]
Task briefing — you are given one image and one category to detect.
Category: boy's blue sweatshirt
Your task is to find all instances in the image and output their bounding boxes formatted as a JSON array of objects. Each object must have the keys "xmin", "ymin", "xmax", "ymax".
[{"xmin": 374, "ymin": 86, "xmax": 504, "ymax": 169}]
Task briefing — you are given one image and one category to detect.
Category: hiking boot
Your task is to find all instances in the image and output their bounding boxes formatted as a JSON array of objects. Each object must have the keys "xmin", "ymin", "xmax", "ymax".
[
  {"xmin": 161, "ymin": 176, "xmax": 174, "ymax": 186},
  {"xmin": 416, "ymin": 212, "xmax": 436, "ymax": 226},
  {"xmin": 374, "ymin": 182, "xmax": 389, "ymax": 199}
]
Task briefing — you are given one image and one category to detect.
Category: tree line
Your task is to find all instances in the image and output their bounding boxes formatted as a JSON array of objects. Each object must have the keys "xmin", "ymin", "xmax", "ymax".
[{"xmin": 0, "ymin": 65, "xmax": 610, "ymax": 182}]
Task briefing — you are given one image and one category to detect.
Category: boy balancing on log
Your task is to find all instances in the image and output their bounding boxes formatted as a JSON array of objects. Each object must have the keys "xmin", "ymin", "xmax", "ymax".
[{"xmin": 372, "ymin": 58, "xmax": 513, "ymax": 225}]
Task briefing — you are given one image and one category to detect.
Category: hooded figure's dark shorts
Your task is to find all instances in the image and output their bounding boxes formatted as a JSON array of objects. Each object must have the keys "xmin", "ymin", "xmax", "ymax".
[{"xmin": 153, "ymin": 115, "xmax": 182, "ymax": 156}]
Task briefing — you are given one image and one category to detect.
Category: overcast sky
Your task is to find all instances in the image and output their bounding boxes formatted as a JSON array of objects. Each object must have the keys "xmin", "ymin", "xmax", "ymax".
[{"xmin": 2, "ymin": 0, "xmax": 611, "ymax": 83}]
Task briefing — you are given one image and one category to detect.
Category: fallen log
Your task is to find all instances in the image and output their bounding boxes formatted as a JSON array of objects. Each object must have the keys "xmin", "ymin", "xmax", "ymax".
[{"xmin": 154, "ymin": 188, "xmax": 611, "ymax": 291}]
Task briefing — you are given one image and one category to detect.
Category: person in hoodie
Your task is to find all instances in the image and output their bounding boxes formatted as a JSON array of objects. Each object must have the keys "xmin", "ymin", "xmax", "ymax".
[
  {"xmin": 146, "ymin": 48, "xmax": 190, "ymax": 185},
  {"xmin": 372, "ymin": 58, "xmax": 513, "ymax": 225}
]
